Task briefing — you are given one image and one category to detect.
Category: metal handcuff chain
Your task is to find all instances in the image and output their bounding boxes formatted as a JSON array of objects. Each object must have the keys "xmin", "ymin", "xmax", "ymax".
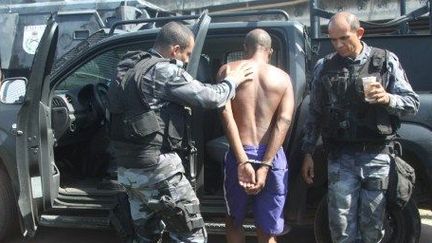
[{"xmin": 238, "ymin": 159, "xmax": 273, "ymax": 168}]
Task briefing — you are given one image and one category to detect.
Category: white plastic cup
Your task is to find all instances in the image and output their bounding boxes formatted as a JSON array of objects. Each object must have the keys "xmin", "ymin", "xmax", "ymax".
[{"xmin": 362, "ymin": 76, "xmax": 377, "ymax": 103}]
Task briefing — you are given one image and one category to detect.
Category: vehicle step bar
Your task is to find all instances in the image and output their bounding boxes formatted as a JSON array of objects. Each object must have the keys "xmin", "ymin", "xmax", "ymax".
[
  {"xmin": 58, "ymin": 183, "xmax": 125, "ymax": 196},
  {"xmin": 52, "ymin": 198, "xmax": 115, "ymax": 210},
  {"xmin": 205, "ymin": 222, "xmax": 256, "ymax": 236},
  {"xmin": 39, "ymin": 214, "xmax": 110, "ymax": 229},
  {"xmin": 39, "ymin": 215, "xmax": 258, "ymax": 235},
  {"xmin": 53, "ymin": 185, "xmax": 127, "ymax": 209}
]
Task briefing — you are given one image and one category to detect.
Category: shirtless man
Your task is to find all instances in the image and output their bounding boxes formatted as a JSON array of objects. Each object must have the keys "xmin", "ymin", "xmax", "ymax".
[{"xmin": 217, "ymin": 29, "xmax": 294, "ymax": 243}]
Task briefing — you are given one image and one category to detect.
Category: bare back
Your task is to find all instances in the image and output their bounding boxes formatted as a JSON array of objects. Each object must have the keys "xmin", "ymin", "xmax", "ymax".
[{"xmin": 225, "ymin": 59, "xmax": 291, "ymax": 146}]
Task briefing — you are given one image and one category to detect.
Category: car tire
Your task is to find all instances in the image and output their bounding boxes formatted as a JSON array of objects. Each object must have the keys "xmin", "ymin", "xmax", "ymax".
[
  {"xmin": 314, "ymin": 195, "xmax": 421, "ymax": 243},
  {"xmin": 0, "ymin": 168, "xmax": 18, "ymax": 240}
]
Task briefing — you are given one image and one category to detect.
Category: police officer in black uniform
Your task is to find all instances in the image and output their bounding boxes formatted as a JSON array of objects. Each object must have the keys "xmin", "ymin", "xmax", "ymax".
[
  {"xmin": 301, "ymin": 12, "xmax": 419, "ymax": 243},
  {"xmin": 108, "ymin": 21, "xmax": 252, "ymax": 242}
]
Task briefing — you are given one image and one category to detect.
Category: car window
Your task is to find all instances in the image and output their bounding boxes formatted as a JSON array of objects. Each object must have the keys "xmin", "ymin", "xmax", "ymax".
[
  {"xmin": 56, "ymin": 42, "xmax": 152, "ymax": 90},
  {"xmin": 56, "ymin": 51, "xmax": 120, "ymax": 90},
  {"xmin": 226, "ymin": 49, "xmax": 279, "ymax": 66}
]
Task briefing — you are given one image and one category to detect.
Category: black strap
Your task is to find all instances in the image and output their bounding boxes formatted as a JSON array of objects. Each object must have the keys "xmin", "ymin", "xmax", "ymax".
[{"xmin": 133, "ymin": 54, "xmax": 169, "ymax": 108}]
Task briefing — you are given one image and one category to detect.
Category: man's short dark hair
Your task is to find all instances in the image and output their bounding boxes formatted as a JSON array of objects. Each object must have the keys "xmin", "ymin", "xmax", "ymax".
[
  {"xmin": 154, "ymin": 22, "xmax": 194, "ymax": 50},
  {"xmin": 244, "ymin": 28, "xmax": 272, "ymax": 52}
]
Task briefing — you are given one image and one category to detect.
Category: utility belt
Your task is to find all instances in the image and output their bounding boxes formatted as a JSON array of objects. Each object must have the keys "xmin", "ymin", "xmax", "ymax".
[
  {"xmin": 327, "ymin": 140, "xmax": 403, "ymax": 193},
  {"xmin": 326, "ymin": 140, "xmax": 395, "ymax": 154}
]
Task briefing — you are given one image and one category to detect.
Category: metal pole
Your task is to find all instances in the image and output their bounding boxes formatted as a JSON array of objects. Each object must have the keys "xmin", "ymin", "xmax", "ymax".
[
  {"xmin": 400, "ymin": 0, "xmax": 409, "ymax": 34},
  {"xmin": 310, "ymin": 0, "xmax": 320, "ymax": 38},
  {"xmin": 429, "ymin": 0, "xmax": 432, "ymax": 34}
]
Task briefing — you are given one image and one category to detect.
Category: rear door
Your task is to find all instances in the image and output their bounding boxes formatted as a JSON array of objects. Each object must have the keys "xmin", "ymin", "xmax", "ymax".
[{"xmin": 15, "ymin": 17, "xmax": 58, "ymax": 237}]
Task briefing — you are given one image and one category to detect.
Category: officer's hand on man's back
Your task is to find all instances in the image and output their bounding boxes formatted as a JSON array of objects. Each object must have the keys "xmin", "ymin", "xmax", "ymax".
[{"xmin": 225, "ymin": 63, "xmax": 254, "ymax": 87}]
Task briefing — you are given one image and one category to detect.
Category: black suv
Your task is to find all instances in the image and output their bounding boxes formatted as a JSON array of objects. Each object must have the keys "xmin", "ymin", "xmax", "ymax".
[{"xmin": 0, "ymin": 9, "xmax": 428, "ymax": 242}]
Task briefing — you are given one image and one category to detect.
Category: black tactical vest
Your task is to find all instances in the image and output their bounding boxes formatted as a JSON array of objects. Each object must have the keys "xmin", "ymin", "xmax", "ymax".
[
  {"xmin": 108, "ymin": 51, "xmax": 188, "ymax": 159},
  {"xmin": 320, "ymin": 48, "xmax": 400, "ymax": 143}
]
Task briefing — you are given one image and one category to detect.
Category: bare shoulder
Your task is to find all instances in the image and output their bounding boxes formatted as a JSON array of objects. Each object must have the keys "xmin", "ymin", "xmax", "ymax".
[
  {"xmin": 217, "ymin": 60, "xmax": 255, "ymax": 82},
  {"xmin": 268, "ymin": 64, "xmax": 290, "ymax": 78},
  {"xmin": 216, "ymin": 63, "xmax": 229, "ymax": 82},
  {"xmin": 264, "ymin": 64, "xmax": 291, "ymax": 88},
  {"xmin": 228, "ymin": 59, "xmax": 253, "ymax": 68}
]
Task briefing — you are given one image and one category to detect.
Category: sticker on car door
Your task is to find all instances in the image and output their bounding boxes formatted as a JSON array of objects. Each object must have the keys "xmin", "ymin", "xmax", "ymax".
[{"xmin": 23, "ymin": 25, "xmax": 47, "ymax": 54}]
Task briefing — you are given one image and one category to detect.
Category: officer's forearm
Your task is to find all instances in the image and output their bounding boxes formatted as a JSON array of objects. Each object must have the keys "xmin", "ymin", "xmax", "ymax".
[
  {"xmin": 301, "ymin": 108, "xmax": 321, "ymax": 154},
  {"xmin": 169, "ymin": 79, "xmax": 236, "ymax": 108},
  {"xmin": 386, "ymin": 93, "xmax": 420, "ymax": 117}
]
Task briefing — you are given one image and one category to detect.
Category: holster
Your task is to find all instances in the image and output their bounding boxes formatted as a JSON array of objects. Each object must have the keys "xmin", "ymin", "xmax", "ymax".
[
  {"xmin": 110, "ymin": 192, "xmax": 135, "ymax": 242},
  {"xmin": 180, "ymin": 143, "xmax": 197, "ymax": 190},
  {"xmin": 147, "ymin": 195, "xmax": 204, "ymax": 233}
]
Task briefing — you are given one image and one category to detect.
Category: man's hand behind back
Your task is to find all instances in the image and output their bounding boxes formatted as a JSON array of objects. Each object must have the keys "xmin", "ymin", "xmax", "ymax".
[
  {"xmin": 246, "ymin": 167, "xmax": 269, "ymax": 195},
  {"xmin": 238, "ymin": 163, "xmax": 256, "ymax": 190}
]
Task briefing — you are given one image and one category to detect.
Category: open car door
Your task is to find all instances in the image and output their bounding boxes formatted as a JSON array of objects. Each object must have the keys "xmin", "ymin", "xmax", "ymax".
[
  {"xmin": 187, "ymin": 11, "xmax": 211, "ymax": 77},
  {"xmin": 184, "ymin": 12, "xmax": 211, "ymax": 189},
  {"xmin": 15, "ymin": 17, "xmax": 58, "ymax": 237}
]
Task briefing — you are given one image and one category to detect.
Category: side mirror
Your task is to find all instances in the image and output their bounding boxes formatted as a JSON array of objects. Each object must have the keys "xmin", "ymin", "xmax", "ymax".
[{"xmin": 0, "ymin": 77, "xmax": 27, "ymax": 104}]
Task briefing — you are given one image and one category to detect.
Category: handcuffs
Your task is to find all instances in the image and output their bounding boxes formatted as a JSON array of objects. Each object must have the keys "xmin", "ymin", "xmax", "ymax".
[{"xmin": 237, "ymin": 159, "xmax": 273, "ymax": 168}]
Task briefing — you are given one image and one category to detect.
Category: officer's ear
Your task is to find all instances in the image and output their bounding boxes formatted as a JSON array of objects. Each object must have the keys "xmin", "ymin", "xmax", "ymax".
[
  {"xmin": 170, "ymin": 44, "xmax": 181, "ymax": 58},
  {"xmin": 356, "ymin": 27, "xmax": 365, "ymax": 39}
]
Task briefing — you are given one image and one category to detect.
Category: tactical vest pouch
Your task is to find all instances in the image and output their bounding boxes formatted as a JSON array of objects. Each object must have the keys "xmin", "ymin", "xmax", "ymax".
[
  {"xmin": 148, "ymin": 195, "xmax": 204, "ymax": 233},
  {"xmin": 160, "ymin": 104, "xmax": 186, "ymax": 151},
  {"xmin": 167, "ymin": 116, "xmax": 184, "ymax": 149},
  {"xmin": 320, "ymin": 48, "xmax": 397, "ymax": 142},
  {"xmin": 124, "ymin": 110, "xmax": 161, "ymax": 140},
  {"xmin": 387, "ymin": 156, "xmax": 415, "ymax": 208},
  {"xmin": 375, "ymin": 107, "xmax": 394, "ymax": 135}
]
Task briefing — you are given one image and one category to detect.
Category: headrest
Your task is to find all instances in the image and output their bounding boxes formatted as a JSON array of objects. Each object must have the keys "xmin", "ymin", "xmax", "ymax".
[{"xmin": 197, "ymin": 55, "xmax": 213, "ymax": 84}]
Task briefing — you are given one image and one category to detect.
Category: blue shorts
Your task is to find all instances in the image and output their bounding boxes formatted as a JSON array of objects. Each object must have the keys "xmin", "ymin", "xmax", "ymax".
[{"xmin": 223, "ymin": 145, "xmax": 288, "ymax": 235}]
